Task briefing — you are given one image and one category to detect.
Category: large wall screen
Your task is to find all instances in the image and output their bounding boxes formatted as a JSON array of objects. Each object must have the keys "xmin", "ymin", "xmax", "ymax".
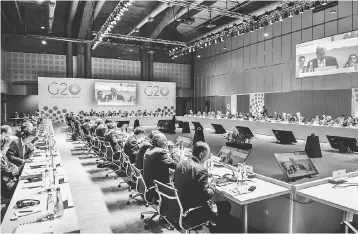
[{"xmin": 296, "ymin": 30, "xmax": 358, "ymax": 78}]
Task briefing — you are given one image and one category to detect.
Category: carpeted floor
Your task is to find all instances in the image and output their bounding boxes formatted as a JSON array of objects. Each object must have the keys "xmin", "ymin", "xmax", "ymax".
[{"xmin": 54, "ymin": 123, "xmax": 358, "ymax": 233}]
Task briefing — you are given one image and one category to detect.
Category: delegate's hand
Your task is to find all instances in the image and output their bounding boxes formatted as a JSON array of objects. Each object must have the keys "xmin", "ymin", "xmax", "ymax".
[{"xmin": 24, "ymin": 158, "xmax": 33, "ymax": 163}]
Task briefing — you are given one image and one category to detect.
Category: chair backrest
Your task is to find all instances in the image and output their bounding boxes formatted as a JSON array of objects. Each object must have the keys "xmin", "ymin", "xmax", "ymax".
[
  {"xmin": 132, "ymin": 165, "xmax": 149, "ymax": 201},
  {"xmin": 122, "ymin": 152, "xmax": 133, "ymax": 178},
  {"xmin": 154, "ymin": 180, "xmax": 183, "ymax": 228},
  {"xmin": 105, "ymin": 144, "xmax": 114, "ymax": 162}
]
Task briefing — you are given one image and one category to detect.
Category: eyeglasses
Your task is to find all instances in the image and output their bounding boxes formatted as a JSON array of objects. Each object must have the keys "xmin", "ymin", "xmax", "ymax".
[{"xmin": 15, "ymin": 199, "xmax": 40, "ymax": 209}]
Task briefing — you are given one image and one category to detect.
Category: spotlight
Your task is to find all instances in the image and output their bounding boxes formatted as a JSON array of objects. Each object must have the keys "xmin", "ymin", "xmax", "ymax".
[
  {"xmin": 322, "ymin": 0, "xmax": 327, "ymax": 6},
  {"xmin": 289, "ymin": 12, "xmax": 293, "ymax": 18},
  {"xmin": 279, "ymin": 14, "xmax": 283, "ymax": 21},
  {"xmin": 40, "ymin": 26, "xmax": 45, "ymax": 29},
  {"xmin": 223, "ymin": 46, "xmax": 226, "ymax": 50},
  {"xmin": 275, "ymin": 17, "xmax": 279, "ymax": 23},
  {"xmin": 259, "ymin": 23, "xmax": 263, "ymax": 29},
  {"xmin": 129, "ymin": 49, "xmax": 132, "ymax": 52},
  {"xmin": 220, "ymin": 37, "xmax": 224, "ymax": 42},
  {"xmin": 269, "ymin": 19, "xmax": 273, "ymax": 25},
  {"xmin": 299, "ymin": 8, "xmax": 304, "ymax": 14},
  {"xmin": 264, "ymin": 32, "xmax": 269, "ymax": 37},
  {"xmin": 214, "ymin": 38, "xmax": 218, "ymax": 44},
  {"xmin": 250, "ymin": 26, "xmax": 253, "ymax": 32},
  {"xmin": 331, "ymin": 8, "xmax": 336, "ymax": 14},
  {"xmin": 41, "ymin": 40, "xmax": 47, "ymax": 45},
  {"xmin": 204, "ymin": 42, "xmax": 208, "ymax": 47},
  {"xmin": 193, "ymin": 47, "xmax": 195, "ymax": 52},
  {"xmin": 197, "ymin": 55, "xmax": 201, "ymax": 58}
]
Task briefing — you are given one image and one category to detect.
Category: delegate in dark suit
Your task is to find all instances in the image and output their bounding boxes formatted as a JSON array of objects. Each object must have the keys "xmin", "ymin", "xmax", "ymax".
[
  {"xmin": 143, "ymin": 147, "xmax": 179, "ymax": 201},
  {"xmin": 105, "ymin": 94, "xmax": 125, "ymax": 101},
  {"xmin": 174, "ymin": 158, "xmax": 231, "ymax": 230},
  {"xmin": 309, "ymin": 56, "xmax": 338, "ymax": 70},
  {"xmin": 6, "ymin": 138, "xmax": 33, "ymax": 167},
  {"xmin": 124, "ymin": 135, "xmax": 140, "ymax": 163},
  {"xmin": 1, "ymin": 153, "xmax": 21, "ymax": 198},
  {"xmin": 135, "ymin": 140, "xmax": 152, "ymax": 170}
]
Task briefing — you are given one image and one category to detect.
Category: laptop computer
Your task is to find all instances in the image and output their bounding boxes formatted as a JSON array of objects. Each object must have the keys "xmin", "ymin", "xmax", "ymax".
[
  {"xmin": 216, "ymin": 146, "xmax": 251, "ymax": 167},
  {"xmin": 274, "ymin": 151, "xmax": 319, "ymax": 181},
  {"xmin": 174, "ymin": 136, "xmax": 193, "ymax": 148}
]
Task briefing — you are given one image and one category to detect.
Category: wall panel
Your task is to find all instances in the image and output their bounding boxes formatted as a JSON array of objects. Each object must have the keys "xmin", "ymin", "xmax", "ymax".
[
  {"xmin": 312, "ymin": 90, "xmax": 325, "ymax": 117},
  {"xmin": 313, "ymin": 10, "xmax": 324, "ymax": 26},
  {"xmin": 257, "ymin": 42, "xmax": 265, "ymax": 67},
  {"xmin": 337, "ymin": 89, "xmax": 352, "ymax": 118},
  {"xmin": 244, "ymin": 46, "xmax": 250, "ymax": 70},
  {"xmin": 302, "ymin": 28, "xmax": 313, "ymax": 43},
  {"xmin": 256, "ymin": 67, "xmax": 265, "ymax": 92},
  {"xmin": 338, "ymin": 16, "xmax": 353, "ymax": 33},
  {"xmin": 324, "ymin": 90, "xmax": 338, "ymax": 117},
  {"xmin": 292, "ymin": 14, "xmax": 302, "ymax": 32},
  {"xmin": 281, "ymin": 63, "xmax": 292, "ymax": 92},
  {"xmin": 325, "ymin": 21, "xmax": 338, "ymax": 37},
  {"xmin": 250, "ymin": 69, "xmax": 257, "ymax": 93},
  {"xmin": 273, "ymin": 37, "xmax": 282, "ymax": 65},
  {"xmin": 301, "ymin": 90, "xmax": 313, "ymax": 118},
  {"xmin": 281, "ymin": 34, "xmax": 291, "ymax": 63},
  {"xmin": 302, "ymin": 11, "xmax": 313, "ymax": 29},
  {"xmin": 282, "ymin": 18, "xmax": 292, "ymax": 35},
  {"xmin": 250, "ymin": 44, "xmax": 257, "ymax": 69},
  {"xmin": 338, "ymin": 0, "xmax": 352, "ymax": 18},
  {"xmin": 313, "ymin": 24, "xmax": 324, "ymax": 40},
  {"xmin": 264, "ymin": 39, "xmax": 273, "ymax": 66},
  {"xmin": 273, "ymin": 22, "xmax": 282, "ymax": 38},
  {"xmin": 272, "ymin": 65, "xmax": 282, "ymax": 93},
  {"xmin": 264, "ymin": 66, "xmax": 273, "ymax": 93},
  {"xmin": 290, "ymin": 91, "xmax": 302, "ymax": 114}
]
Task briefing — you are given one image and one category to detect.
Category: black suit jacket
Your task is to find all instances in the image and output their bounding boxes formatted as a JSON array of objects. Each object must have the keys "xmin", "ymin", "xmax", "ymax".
[
  {"xmin": 309, "ymin": 56, "xmax": 338, "ymax": 70},
  {"xmin": 174, "ymin": 159, "xmax": 215, "ymax": 211},
  {"xmin": 6, "ymin": 138, "xmax": 33, "ymax": 167},
  {"xmin": 124, "ymin": 135, "xmax": 140, "ymax": 163},
  {"xmin": 135, "ymin": 141, "xmax": 152, "ymax": 170},
  {"xmin": 105, "ymin": 94, "xmax": 124, "ymax": 101},
  {"xmin": 143, "ymin": 147, "xmax": 178, "ymax": 189}
]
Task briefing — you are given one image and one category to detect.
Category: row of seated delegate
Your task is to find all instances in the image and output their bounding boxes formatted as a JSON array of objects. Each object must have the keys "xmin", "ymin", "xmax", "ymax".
[{"xmin": 185, "ymin": 111, "xmax": 358, "ymax": 128}]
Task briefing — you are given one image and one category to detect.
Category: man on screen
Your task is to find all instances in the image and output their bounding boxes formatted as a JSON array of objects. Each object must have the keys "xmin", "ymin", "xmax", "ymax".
[
  {"xmin": 296, "ymin": 56, "xmax": 307, "ymax": 77},
  {"xmin": 105, "ymin": 87, "xmax": 125, "ymax": 102},
  {"xmin": 96, "ymin": 91, "xmax": 105, "ymax": 102},
  {"xmin": 308, "ymin": 44, "xmax": 338, "ymax": 71}
]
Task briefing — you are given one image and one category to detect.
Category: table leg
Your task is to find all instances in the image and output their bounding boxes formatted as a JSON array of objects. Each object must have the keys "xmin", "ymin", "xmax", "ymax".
[
  {"xmin": 242, "ymin": 204, "xmax": 248, "ymax": 233},
  {"xmin": 288, "ymin": 189, "xmax": 294, "ymax": 234}
]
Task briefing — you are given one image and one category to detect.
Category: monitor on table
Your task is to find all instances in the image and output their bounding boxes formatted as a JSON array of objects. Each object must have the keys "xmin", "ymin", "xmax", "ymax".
[
  {"xmin": 274, "ymin": 151, "xmax": 319, "ymax": 181},
  {"xmin": 216, "ymin": 146, "xmax": 251, "ymax": 167},
  {"xmin": 174, "ymin": 136, "xmax": 193, "ymax": 148}
]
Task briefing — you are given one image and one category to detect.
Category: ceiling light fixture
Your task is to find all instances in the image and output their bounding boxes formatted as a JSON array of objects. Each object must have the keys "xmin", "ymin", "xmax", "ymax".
[
  {"xmin": 41, "ymin": 26, "xmax": 45, "ymax": 29},
  {"xmin": 41, "ymin": 40, "xmax": 47, "ymax": 45},
  {"xmin": 331, "ymin": 8, "xmax": 336, "ymax": 14},
  {"xmin": 264, "ymin": 32, "xmax": 269, "ymax": 37}
]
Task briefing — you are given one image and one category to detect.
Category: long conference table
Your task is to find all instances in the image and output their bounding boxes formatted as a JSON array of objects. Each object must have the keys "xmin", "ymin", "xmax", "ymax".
[
  {"xmin": 178, "ymin": 116, "xmax": 358, "ymax": 143},
  {"xmin": 2, "ymin": 122, "xmax": 79, "ymax": 233},
  {"xmin": 107, "ymin": 116, "xmax": 357, "ymax": 143}
]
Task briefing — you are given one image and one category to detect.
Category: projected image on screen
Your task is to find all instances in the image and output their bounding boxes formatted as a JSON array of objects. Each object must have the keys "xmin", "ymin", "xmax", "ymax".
[
  {"xmin": 296, "ymin": 30, "xmax": 358, "ymax": 78},
  {"xmin": 95, "ymin": 82, "xmax": 136, "ymax": 105}
]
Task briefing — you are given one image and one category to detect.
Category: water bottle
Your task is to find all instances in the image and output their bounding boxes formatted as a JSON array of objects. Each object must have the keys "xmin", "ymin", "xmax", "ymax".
[
  {"xmin": 43, "ymin": 169, "xmax": 51, "ymax": 189},
  {"xmin": 46, "ymin": 192, "xmax": 54, "ymax": 216},
  {"xmin": 52, "ymin": 168, "xmax": 57, "ymax": 187},
  {"xmin": 54, "ymin": 187, "xmax": 64, "ymax": 218}
]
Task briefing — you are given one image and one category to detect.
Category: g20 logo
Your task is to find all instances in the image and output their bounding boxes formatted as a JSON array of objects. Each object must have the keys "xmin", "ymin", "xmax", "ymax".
[
  {"xmin": 144, "ymin": 85, "xmax": 170, "ymax": 97},
  {"xmin": 48, "ymin": 82, "xmax": 81, "ymax": 95}
]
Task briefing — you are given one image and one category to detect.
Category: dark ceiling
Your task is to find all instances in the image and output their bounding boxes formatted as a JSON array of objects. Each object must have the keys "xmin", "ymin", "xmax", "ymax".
[{"xmin": 1, "ymin": 0, "xmax": 276, "ymax": 53}]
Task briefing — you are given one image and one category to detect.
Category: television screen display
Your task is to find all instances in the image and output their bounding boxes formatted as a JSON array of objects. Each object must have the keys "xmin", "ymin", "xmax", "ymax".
[
  {"xmin": 296, "ymin": 30, "xmax": 358, "ymax": 78},
  {"xmin": 95, "ymin": 82, "xmax": 136, "ymax": 105},
  {"xmin": 217, "ymin": 146, "xmax": 250, "ymax": 167},
  {"xmin": 274, "ymin": 151, "xmax": 319, "ymax": 180}
]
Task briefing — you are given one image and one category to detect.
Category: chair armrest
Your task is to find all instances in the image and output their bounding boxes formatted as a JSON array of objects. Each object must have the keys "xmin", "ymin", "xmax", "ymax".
[{"xmin": 182, "ymin": 205, "xmax": 206, "ymax": 217}]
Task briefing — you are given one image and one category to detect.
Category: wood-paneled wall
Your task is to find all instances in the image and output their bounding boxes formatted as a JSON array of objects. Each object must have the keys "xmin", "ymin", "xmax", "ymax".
[{"xmin": 193, "ymin": 1, "xmax": 358, "ymax": 100}]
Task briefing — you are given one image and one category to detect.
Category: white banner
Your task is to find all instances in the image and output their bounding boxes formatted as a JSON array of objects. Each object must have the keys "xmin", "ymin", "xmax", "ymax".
[
  {"xmin": 38, "ymin": 77, "xmax": 176, "ymax": 123},
  {"xmin": 249, "ymin": 93, "xmax": 265, "ymax": 116},
  {"xmin": 352, "ymin": 88, "xmax": 358, "ymax": 118}
]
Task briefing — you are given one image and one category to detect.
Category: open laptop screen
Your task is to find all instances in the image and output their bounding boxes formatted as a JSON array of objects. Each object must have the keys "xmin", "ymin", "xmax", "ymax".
[
  {"xmin": 274, "ymin": 151, "xmax": 319, "ymax": 180},
  {"xmin": 174, "ymin": 136, "xmax": 193, "ymax": 148},
  {"xmin": 217, "ymin": 146, "xmax": 250, "ymax": 167}
]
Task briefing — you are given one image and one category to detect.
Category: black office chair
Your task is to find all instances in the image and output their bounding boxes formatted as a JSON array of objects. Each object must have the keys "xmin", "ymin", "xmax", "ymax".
[
  {"xmin": 193, "ymin": 127, "xmax": 205, "ymax": 145},
  {"xmin": 154, "ymin": 180, "xmax": 211, "ymax": 233},
  {"xmin": 182, "ymin": 122, "xmax": 191, "ymax": 133},
  {"xmin": 134, "ymin": 119, "xmax": 140, "ymax": 130}
]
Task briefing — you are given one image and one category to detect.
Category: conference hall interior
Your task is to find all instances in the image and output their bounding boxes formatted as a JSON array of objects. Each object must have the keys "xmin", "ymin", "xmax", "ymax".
[{"xmin": 1, "ymin": 0, "xmax": 358, "ymax": 233}]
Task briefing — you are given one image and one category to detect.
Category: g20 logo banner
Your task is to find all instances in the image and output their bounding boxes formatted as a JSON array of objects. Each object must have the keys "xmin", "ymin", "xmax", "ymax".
[
  {"xmin": 144, "ymin": 85, "xmax": 170, "ymax": 97},
  {"xmin": 48, "ymin": 82, "xmax": 81, "ymax": 98}
]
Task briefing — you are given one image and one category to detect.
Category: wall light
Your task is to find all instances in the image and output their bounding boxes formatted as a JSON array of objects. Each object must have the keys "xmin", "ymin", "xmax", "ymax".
[{"xmin": 41, "ymin": 40, "xmax": 47, "ymax": 45}]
